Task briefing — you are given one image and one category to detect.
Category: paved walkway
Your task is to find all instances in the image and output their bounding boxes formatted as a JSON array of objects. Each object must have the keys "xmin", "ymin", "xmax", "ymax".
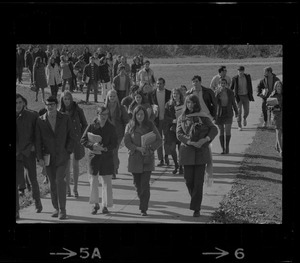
[{"xmin": 17, "ymin": 75, "xmax": 282, "ymax": 224}]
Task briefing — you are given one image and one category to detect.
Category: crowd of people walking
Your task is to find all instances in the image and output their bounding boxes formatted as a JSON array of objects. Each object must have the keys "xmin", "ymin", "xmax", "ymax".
[{"xmin": 16, "ymin": 44, "xmax": 282, "ymax": 221}]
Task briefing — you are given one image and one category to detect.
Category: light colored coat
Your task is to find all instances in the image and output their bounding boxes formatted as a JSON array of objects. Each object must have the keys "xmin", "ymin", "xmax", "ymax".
[{"xmin": 46, "ymin": 64, "xmax": 62, "ymax": 86}]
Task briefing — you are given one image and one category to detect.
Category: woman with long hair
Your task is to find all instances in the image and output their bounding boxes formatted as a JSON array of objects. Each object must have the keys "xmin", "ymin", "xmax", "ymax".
[
  {"xmin": 176, "ymin": 94, "xmax": 218, "ymax": 217},
  {"xmin": 46, "ymin": 55, "xmax": 62, "ymax": 98},
  {"xmin": 128, "ymin": 89, "xmax": 153, "ymax": 120},
  {"xmin": 214, "ymin": 78, "xmax": 238, "ymax": 154},
  {"xmin": 81, "ymin": 106, "xmax": 118, "ymax": 214},
  {"xmin": 104, "ymin": 89, "xmax": 129, "ymax": 179},
  {"xmin": 268, "ymin": 80, "xmax": 283, "ymax": 157},
  {"xmin": 124, "ymin": 105, "xmax": 162, "ymax": 216},
  {"xmin": 164, "ymin": 87, "xmax": 185, "ymax": 174},
  {"xmin": 33, "ymin": 56, "xmax": 47, "ymax": 102},
  {"xmin": 59, "ymin": 91, "xmax": 88, "ymax": 197}
]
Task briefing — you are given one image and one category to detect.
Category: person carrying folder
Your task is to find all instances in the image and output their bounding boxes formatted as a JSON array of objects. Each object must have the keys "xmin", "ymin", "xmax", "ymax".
[{"xmin": 124, "ymin": 105, "xmax": 162, "ymax": 216}]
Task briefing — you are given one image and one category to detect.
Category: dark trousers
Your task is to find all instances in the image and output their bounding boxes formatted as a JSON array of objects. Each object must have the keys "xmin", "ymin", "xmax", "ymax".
[
  {"xmin": 86, "ymin": 80, "xmax": 98, "ymax": 102},
  {"xmin": 183, "ymin": 164, "xmax": 206, "ymax": 211},
  {"xmin": 16, "ymin": 160, "xmax": 24, "ymax": 212},
  {"xmin": 117, "ymin": 90, "xmax": 127, "ymax": 103},
  {"xmin": 16, "ymin": 152, "xmax": 41, "ymax": 204},
  {"xmin": 46, "ymin": 161, "xmax": 68, "ymax": 212},
  {"xmin": 28, "ymin": 66, "xmax": 33, "ymax": 84},
  {"xmin": 16, "ymin": 67, "xmax": 23, "ymax": 82},
  {"xmin": 262, "ymin": 98, "xmax": 268, "ymax": 122},
  {"xmin": 132, "ymin": 171, "xmax": 151, "ymax": 211},
  {"xmin": 50, "ymin": 84, "xmax": 59, "ymax": 98},
  {"xmin": 156, "ymin": 120, "xmax": 167, "ymax": 161}
]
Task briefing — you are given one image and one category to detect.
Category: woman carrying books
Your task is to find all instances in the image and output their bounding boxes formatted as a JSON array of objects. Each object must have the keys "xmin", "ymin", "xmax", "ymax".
[
  {"xmin": 176, "ymin": 94, "xmax": 218, "ymax": 217},
  {"xmin": 124, "ymin": 105, "xmax": 162, "ymax": 216},
  {"xmin": 81, "ymin": 106, "xmax": 118, "ymax": 215}
]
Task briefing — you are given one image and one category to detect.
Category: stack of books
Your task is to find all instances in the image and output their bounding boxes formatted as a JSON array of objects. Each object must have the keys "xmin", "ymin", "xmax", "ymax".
[{"xmin": 141, "ymin": 131, "xmax": 156, "ymax": 147}]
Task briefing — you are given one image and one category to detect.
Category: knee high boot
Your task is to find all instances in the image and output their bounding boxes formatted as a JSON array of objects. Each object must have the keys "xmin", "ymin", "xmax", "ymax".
[
  {"xmin": 225, "ymin": 135, "xmax": 231, "ymax": 154},
  {"xmin": 219, "ymin": 135, "xmax": 225, "ymax": 154},
  {"xmin": 171, "ymin": 152, "xmax": 178, "ymax": 174}
]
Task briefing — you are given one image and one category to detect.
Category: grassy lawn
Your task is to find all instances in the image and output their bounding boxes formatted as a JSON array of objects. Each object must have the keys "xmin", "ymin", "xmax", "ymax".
[{"xmin": 17, "ymin": 56, "xmax": 282, "ymax": 223}]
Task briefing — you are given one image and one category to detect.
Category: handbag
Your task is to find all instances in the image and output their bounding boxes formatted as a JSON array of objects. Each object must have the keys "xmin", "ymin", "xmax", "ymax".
[{"xmin": 30, "ymin": 84, "xmax": 37, "ymax": 92}]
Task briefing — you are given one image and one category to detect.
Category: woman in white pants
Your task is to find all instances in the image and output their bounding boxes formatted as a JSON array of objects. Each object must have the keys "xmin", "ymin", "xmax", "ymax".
[{"xmin": 80, "ymin": 106, "xmax": 118, "ymax": 214}]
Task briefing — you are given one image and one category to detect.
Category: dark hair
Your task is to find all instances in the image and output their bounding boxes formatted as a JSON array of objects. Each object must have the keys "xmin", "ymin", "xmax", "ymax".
[
  {"xmin": 192, "ymin": 75, "xmax": 202, "ymax": 82},
  {"xmin": 170, "ymin": 87, "xmax": 184, "ymax": 106},
  {"xmin": 59, "ymin": 90, "xmax": 74, "ymax": 112},
  {"xmin": 16, "ymin": 93, "xmax": 27, "ymax": 105},
  {"xmin": 45, "ymin": 95, "xmax": 58, "ymax": 104},
  {"xmin": 183, "ymin": 94, "xmax": 201, "ymax": 115},
  {"xmin": 218, "ymin": 66, "xmax": 226, "ymax": 73},
  {"xmin": 157, "ymin": 77, "xmax": 165, "ymax": 84},
  {"xmin": 130, "ymin": 84, "xmax": 139, "ymax": 95},
  {"xmin": 219, "ymin": 78, "xmax": 227, "ymax": 84},
  {"xmin": 128, "ymin": 90, "xmax": 147, "ymax": 113},
  {"xmin": 128, "ymin": 105, "xmax": 152, "ymax": 134},
  {"xmin": 264, "ymin": 66, "xmax": 273, "ymax": 73},
  {"xmin": 144, "ymin": 60, "xmax": 150, "ymax": 64},
  {"xmin": 180, "ymin": 85, "xmax": 187, "ymax": 91}
]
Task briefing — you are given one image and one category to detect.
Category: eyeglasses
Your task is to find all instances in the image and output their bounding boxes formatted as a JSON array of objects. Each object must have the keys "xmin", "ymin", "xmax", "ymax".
[{"xmin": 45, "ymin": 103, "xmax": 56, "ymax": 106}]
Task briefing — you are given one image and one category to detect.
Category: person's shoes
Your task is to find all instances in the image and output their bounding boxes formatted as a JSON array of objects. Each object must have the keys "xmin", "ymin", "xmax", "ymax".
[
  {"xmin": 51, "ymin": 210, "xmax": 59, "ymax": 218},
  {"xmin": 141, "ymin": 210, "xmax": 148, "ymax": 216},
  {"xmin": 262, "ymin": 122, "xmax": 267, "ymax": 128},
  {"xmin": 16, "ymin": 211, "xmax": 20, "ymax": 220},
  {"xmin": 91, "ymin": 204, "xmax": 100, "ymax": 215},
  {"xmin": 112, "ymin": 174, "xmax": 117, "ymax": 180},
  {"xmin": 243, "ymin": 118, "xmax": 247, "ymax": 126},
  {"xmin": 221, "ymin": 148, "xmax": 226, "ymax": 154},
  {"xmin": 73, "ymin": 190, "xmax": 79, "ymax": 198},
  {"xmin": 193, "ymin": 210, "xmax": 200, "ymax": 217},
  {"xmin": 157, "ymin": 160, "xmax": 164, "ymax": 167},
  {"xmin": 26, "ymin": 184, "xmax": 31, "ymax": 192},
  {"xmin": 35, "ymin": 201, "xmax": 43, "ymax": 213},
  {"xmin": 172, "ymin": 164, "xmax": 179, "ymax": 174},
  {"xmin": 67, "ymin": 191, "xmax": 72, "ymax": 197},
  {"xmin": 102, "ymin": 207, "xmax": 109, "ymax": 214},
  {"xmin": 59, "ymin": 211, "xmax": 67, "ymax": 220},
  {"xmin": 238, "ymin": 127, "xmax": 242, "ymax": 131},
  {"xmin": 179, "ymin": 166, "xmax": 184, "ymax": 174},
  {"xmin": 164, "ymin": 156, "xmax": 170, "ymax": 166}
]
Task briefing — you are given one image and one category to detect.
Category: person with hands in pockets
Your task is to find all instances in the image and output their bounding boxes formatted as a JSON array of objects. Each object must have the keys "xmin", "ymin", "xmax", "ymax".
[
  {"xmin": 124, "ymin": 105, "xmax": 162, "ymax": 216},
  {"xmin": 176, "ymin": 94, "xmax": 218, "ymax": 217}
]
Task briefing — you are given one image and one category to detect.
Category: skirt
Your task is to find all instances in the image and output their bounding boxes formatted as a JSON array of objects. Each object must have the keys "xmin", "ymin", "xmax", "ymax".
[{"xmin": 215, "ymin": 107, "xmax": 233, "ymax": 125}]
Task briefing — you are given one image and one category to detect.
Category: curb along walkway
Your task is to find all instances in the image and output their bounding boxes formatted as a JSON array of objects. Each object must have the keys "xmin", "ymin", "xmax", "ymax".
[{"xmin": 17, "ymin": 75, "xmax": 282, "ymax": 224}]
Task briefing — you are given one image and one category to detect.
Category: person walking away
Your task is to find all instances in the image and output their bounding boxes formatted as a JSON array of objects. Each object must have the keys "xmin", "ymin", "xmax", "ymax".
[
  {"xmin": 60, "ymin": 55, "xmax": 73, "ymax": 92},
  {"xmin": 81, "ymin": 106, "xmax": 118, "ymax": 214},
  {"xmin": 209, "ymin": 66, "xmax": 231, "ymax": 91},
  {"xmin": 25, "ymin": 45, "xmax": 34, "ymax": 86},
  {"xmin": 35, "ymin": 95, "xmax": 76, "ymax": 220},
  {"xmin": 257, "ymin": 66, "xmax": 280, "ymax": 128},
  {"xmin": 147, "ymin": 78, "xmax": 171, "ymax": 166},
  {"xmin": 112, "ymin": 64, "xmax": 131, "ymax": 103},
  {"xmin": 99, "ymin": 56, "xmax": 112, "ymax": 102},
  {"xmin": 267, "ymin": 81, "xmax": 283, "ymax": 157},
  {"xmin": 46, "ymin": 56, "xmax": 62, "ymax": 98},
  {"xmin": 59, "ymin": 91, "xmax": 88, "ymax": 197},
  {"xmin": 83, "ymin": 56, "xmax": 100, "ymax": 103},
  {"xmin": 230, "ymin": 66, "xmax": 255, "ymax": 131},
  {"xmin": 176, "ymin": 94, "xmax": 218, "ymax": 217},
  {"xmin": 164, "ymin": 87, "xmax": 185, "ymax": 174},
  {"xmin": 16, "ymin": 47, "xmax": 25, "ymax": 84},
  {"xmin": 33, "ymin": 56, "xmax": 47, "ymax": 102},
  {"xmin": 124, "ymin": 105, "xmax": 162, "ymax": 216},
  {"xmin": 104, "ymin": 89, "xmax": 129, "ymax": 179},
  {"xmin": 16, "ymin": 93, "xmax": 43, "ymax": 219},
  {"xmin": 74, "ymin": 55, "xmax": 86, "ymax": 93},
  {"xmin": 215, "ymin": 78, "xmax": 238, "ymax": 154}
]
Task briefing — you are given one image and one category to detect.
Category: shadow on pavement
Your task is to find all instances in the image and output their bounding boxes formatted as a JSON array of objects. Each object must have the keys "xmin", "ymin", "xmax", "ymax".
[{"xmin": 229, "ymin": 153, "xmax": 282, "ymax": 162}]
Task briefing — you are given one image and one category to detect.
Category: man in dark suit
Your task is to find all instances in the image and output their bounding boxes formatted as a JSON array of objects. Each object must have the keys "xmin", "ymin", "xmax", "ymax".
[
  {"xmin": 35, "ymin": 96, "xmax": 76, "ymax": 220},
  {"xmin": 230, "ymin": 66, "xmax": 254, "ymax": 131},
  {"xmin": 83, "ymin": 56, "xmax": 100, "ymax": 103},
  {"xmin": 148, "ymin": 77, "xmax": 171, "ymax": 166},
  {"xmin": 16, "ymin": 93, "xmax": 43, "ymax": 220}
]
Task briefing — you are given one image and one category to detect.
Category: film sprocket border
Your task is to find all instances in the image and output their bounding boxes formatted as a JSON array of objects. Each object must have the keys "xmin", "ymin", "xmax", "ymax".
[{"xmin": 5, "ymin": 2, "xmax": 297, "ymax": 262}]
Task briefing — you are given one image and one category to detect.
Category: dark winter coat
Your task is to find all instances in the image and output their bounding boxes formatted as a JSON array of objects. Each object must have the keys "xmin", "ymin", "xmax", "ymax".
[
  {"xmin": 35, "ymin": 111, "xmax": 76, "ymax": 167},
  {"xmin": 176, "ymin": 112, "xmax": 218, "ymax": 165},
  {"xmin": 99, "ymin": 62, "xmax": 111, "ymax": 83},
  {"xmin": 215, "ymin": 88, "xmax": 238, "ymax": 123},
  {"xmin": 59, "ymin": 102, "xmax": 88, "ymax": 160},
  {"xmin": 33, "ymin": 63, "xmax": 48, "ymax": 89},
  {"xmin": 81, "ymin": 118, "xmax": 118, "ymax": 175},
  {"xmin": 25, "ymin": 50, "xmax": 34, "ymax": 70},
  {"xmin": 256, "ymin": 73, "xmax": 280, "ymax": 98}
]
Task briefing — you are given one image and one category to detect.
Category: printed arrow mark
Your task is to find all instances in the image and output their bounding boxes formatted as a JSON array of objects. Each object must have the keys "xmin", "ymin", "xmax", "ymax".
[
  {"xmin": 50, "ymin": 247, "xmax": 77, "ymax": 259},
  {"xmin": 202, "ymin": 247, "xmax": 229, "ymax": 259}
]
